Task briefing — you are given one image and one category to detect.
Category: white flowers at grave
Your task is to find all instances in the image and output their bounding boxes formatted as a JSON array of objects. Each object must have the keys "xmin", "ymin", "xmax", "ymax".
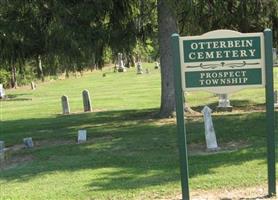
[
  {"xmin": 0, "ymin": 84, "xmax": 5, "ymax": 99},
  {"xmin": 201, "ymin": 106, "xmax": 219, "ymax": 150},
  {"xmin": 78, "ymin": 130, "xmax": 87, "ymax": 143}
]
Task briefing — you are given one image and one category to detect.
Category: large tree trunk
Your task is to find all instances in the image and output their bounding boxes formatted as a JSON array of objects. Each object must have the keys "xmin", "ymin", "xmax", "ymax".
[{"xmin": 157, "ymin": 0, "xmax": 178, "ymax": 117}]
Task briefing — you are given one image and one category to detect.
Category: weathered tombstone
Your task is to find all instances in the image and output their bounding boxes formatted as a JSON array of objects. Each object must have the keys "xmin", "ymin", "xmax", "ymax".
[
  {"xmin": 217, "ymin": 94, "xmax": 232, "ymax": 112},
  {"xmin": 61, "ymin": 95, "xmax": 70, "ymax": 114},
  {"xmin": 23, "ymin": 137, "xmax": 34, "ymax": 148},
  {"xmin": 145, "ymin": 69, "xmax": 150, "ymax": 74},
  {"xmin": 78, "ymin": 130, "xmax": 87, "ymax": 143},
  {"xmin": 31, "ymin": 81, "xmax": 36, "ymax": 90},
  {"xmin": 117, "ymin": 53, "xmax": 126, "ymax": 72},
  {"xmin": 0, "ymin": 84, "xmax": 5, "ymax": 99},
  {"xmin": 154, "ymin": 61, "xmax": 160, "ymax": 69},
  {"xmin": 201, "ymin": 106, "xmax": 219, "ymax": 150},
  {"xmin": 0, "ymin": 141, "xmax": 5, "ymax": 163},
  {"xmin": 274, "ymin": 90, "xmax": 278, "ymax": 108},
  {"xmin": 136, "ymin": 62, "xmax": 143, "ymax": 74},
  {"xmin": 82, "ymin": 90, "xmax": 92, "ymax": 112}
]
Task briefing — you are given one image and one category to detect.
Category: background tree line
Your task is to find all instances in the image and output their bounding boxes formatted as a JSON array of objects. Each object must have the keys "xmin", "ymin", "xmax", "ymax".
[{"xmin": 0, "ymin": 0, "xmax": 277, "ymax": 117}]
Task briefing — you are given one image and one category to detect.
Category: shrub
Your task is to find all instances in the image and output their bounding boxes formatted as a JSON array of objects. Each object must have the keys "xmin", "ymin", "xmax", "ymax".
[{"xmin": 0, "ymin": 69, "xmax": 10, "ymax": 87}]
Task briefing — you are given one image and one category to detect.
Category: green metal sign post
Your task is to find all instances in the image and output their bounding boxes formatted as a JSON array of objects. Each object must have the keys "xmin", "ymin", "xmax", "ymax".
[
  {"xmin": 171, "ymin": 33, "xmax": 190, "ymax": 200},
  {"xmin": 171, "ymin": 29, "xmax": 276, "ymax": 199},
  {"xmin": 264, "ymin": 29, "xmax": 276, "ymax": 197}
]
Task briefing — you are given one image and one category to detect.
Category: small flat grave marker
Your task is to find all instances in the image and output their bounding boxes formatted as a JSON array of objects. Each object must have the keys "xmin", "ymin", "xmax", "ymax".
[
  {"xmin": 78, "ymin": 130, "xmax": 87, "ymax": 143},
  {"xmin": 201, "ymin": 106, "xmax": 219, "ymax": 150},
  {"xmin": 23, "ymin": 137, "xmax": 34, "ymax": 148}
]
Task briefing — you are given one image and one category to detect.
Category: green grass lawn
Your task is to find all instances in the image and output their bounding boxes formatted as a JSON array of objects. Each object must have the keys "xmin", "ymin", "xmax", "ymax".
[{"xmin": 0, "ymin": 64, "xmax": 278, "ymax": 199}]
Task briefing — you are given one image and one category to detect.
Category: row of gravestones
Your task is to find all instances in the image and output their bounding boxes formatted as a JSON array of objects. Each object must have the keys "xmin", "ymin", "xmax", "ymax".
[
  {"xmin": 0, "ymin": 130, "xmax": 88, "ymax": 164},
  {"xmin": 61, "ymin": 89, "xmax": 92, "ymax": 115},
  {"xmin": 114, "ymin": 53, "xmax": 160, "ymax": 73}
]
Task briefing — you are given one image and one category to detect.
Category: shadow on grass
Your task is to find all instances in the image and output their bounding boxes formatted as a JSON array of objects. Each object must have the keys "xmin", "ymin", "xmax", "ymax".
[
  {"xmin": 3, "ymin": 93, "xmax": 32, "ymax": 101},
  {"xmin": 0, "ymin": 108, "xmax": 276, "ymax": 193}
]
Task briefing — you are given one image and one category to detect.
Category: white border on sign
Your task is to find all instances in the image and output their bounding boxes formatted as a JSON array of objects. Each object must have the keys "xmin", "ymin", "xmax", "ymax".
[{"xmin": 178, "ymin": 30, "xmax": 265, "ymax": 94}]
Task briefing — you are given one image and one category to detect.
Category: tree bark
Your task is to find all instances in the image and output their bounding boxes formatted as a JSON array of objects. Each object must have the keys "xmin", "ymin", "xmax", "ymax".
[
  {"xmin": 157, "ymin": 0, "xmax": 178, "ymax": 117},
  {"xmin": 10, "ymin": 64, "xmax": 17, "ymax": 88},
  {"xmin": 36, "ymin": 55, "xmax": 45, "ymax": 82}
]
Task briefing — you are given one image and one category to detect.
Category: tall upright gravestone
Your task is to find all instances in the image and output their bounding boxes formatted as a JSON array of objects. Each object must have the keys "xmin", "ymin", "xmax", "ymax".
[
  {"xmin": 61, "ymin": 95, "xmax": 70, "ymax": 114},
  {"xmin": 201, "ymin": 106, "xmax": 218, "ymax": 150},
  {"xmin": 0, "ymin": 84, "xmax": 5, "ymax": 99},
  {"xmin": 82, "ymin": 90, "xmax": 92, "ymax": 112}
]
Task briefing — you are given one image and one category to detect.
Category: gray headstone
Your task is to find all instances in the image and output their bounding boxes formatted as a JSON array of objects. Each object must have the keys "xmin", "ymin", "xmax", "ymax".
[
  {"xmin": 217, "ymin": 94, "xmax": 232, "ymax": 111},
  {"xmin": 61, "ymin": 95, "xmax": 70, "ymax": 114},
  {"xmin": 78, "ymin": 130, "xmax": 87, "ymax": 143},
  {"xmin": 23, "ymin": 137, "xmax": 34, "ymax": 148},
  {"xmin": 275, "ymin": 90, "xmax": 278, "ymax": 108},
  {"xmin": 0, "ymin": 84, "xmax": 5, "ymax": 99},
  {"xmin": 136, "ymin": 62, "xmax": 143, "ymax": 74},
  {"xmin": 31, "ymin": 82, "xmax": 36, "ymax": 90},
  {"xmin": 201, "ymin": 106, "xmax": 219, "ymax": 150},
  {"xmin": 117, "ymin": 53, "xmax": 126, "ymax": 72},
  {"xmin": 82, "ymin": 90, "xmax": 92, "ymax": 112}
]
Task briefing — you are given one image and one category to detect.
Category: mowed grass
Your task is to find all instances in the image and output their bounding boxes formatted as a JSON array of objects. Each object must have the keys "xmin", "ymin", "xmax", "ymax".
[{"xmin": 0, "ymin": 64, "xmax": 278, "ymax": 200}]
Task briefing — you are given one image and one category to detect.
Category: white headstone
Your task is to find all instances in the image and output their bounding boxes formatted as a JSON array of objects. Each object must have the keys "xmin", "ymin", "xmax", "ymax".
[
  {"xmin": 0, "ymin": 84, "xmax": 5, "ymax": 99},
  {"xmin": 23, "ymin": 137, "xmax": 34, "ymax": 148},
  {"xmin": 31, "ymin": 82, "xmax": 36, "ymax": 90},
  {"xmin": 201, "ymin": 106, "xmax": 219, "ymax": 150},
  {"xmin": 217, "ymin": 94, "xmax": 231, "ymax": 108},
  {"xmin": 78, "ymin": 130, "xmax": 87, "ymax": 143},
  {"xmin": 117, "ymin": 53, "xmax": 126, "ymax": 72},
  {"xmin": 154, "ymin": 62, "xmax": 160, "ymax": 69}
]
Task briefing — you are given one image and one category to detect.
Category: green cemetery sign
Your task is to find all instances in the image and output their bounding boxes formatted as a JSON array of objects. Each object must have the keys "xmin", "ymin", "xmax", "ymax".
[
  {"xmin": 171, "ymin": 29, "xmax": 275, "ymax": 200},
  {"xmin": 179, "ymin": 30, "xmax": 265, "ymax": 94}
]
